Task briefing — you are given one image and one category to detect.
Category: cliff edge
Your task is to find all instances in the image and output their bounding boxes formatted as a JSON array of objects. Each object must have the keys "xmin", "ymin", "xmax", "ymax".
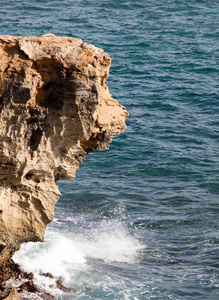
[{"xmin": 0, "ymin": 34, "xmax": 128, "ymax": 271}]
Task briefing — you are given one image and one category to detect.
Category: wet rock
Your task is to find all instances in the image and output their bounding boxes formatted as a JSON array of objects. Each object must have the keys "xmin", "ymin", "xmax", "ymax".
[{"xmin": 18, "ymin": 281, "xmax": 38, "ymax": 293}]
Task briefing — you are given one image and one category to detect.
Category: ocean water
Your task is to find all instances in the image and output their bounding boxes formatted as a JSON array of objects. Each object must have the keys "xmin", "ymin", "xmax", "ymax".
[{"xmin": 1, "ymin": 0, "xmax": 219, "ymax": 299}]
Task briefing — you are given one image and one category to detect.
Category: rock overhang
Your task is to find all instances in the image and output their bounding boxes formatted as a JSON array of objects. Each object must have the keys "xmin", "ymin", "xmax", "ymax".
[{"xmin": 0, "ymin": 33, "xmax": 128, "ymax": 267}]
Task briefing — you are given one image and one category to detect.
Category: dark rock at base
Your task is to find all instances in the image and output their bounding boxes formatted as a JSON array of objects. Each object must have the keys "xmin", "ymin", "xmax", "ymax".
[
  {"xmin": 18, "ymin": 281, "xmax": 38, "ymax": 293},
  {"xmin": 56, "ymin": 277, "xmax": 73, "ymax": 293},
  {"xmin": 40, "ymin": 272, "xmax": 53, "ymax": 278},
  {"xmin": 0, "ymin": 259, "xmax": 55, "ymax": 299}
]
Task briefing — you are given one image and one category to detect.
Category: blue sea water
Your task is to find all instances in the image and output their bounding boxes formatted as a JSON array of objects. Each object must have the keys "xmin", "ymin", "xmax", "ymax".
[{"xmin": 1, "ymin": 0, "xmax": 219, "ymax": 299}]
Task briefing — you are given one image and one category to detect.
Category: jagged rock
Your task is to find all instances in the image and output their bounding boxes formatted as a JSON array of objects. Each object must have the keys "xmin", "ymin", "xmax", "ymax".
[
  {"xmin": 0, "ymin": 34, "xmax": 128, "ymax": 267},
  {"xmin": 18, "ymin": 281, "xmax": 38, "ymax": 293}
]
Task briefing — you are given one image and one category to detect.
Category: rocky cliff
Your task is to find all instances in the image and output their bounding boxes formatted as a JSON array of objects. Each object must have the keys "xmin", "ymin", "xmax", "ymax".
[{"xmin": 0, "ymin": 34, "xmax": 128, "ymax": 271}]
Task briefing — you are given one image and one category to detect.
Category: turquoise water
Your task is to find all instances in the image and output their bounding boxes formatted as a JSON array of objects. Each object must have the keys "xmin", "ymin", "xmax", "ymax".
[{"xmin": 2, "ymin": 0, "xmax": 219, "ymax": 299}]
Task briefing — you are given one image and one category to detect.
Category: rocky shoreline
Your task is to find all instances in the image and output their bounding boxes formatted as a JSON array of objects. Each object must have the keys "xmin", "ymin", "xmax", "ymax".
[
  {"xmin": 0, "ymin": 259, "xmax": 53, "ymax": 299},
  {"xmin": 0, "ymin": 258, "xmax": 76, "ymax": 299}
]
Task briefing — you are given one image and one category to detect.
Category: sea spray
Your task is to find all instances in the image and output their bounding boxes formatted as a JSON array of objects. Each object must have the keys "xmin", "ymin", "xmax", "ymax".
[{"xmin": 13, "ymin": 211, "xmax": 143, "ymax": 297}]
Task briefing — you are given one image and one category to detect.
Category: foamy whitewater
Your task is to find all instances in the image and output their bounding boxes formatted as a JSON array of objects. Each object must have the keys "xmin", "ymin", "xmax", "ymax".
[
  {"xmin": 2, "ymin": 0, "xmax": 219, "ymax": 299},
  {"xmin": 13, "ymin": 208, "xmax": 143, "ymax": 298}
]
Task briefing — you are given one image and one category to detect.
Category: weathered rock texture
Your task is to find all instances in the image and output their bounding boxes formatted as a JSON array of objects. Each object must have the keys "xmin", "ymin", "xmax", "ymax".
[{"xmin": 0, "ymin": 34, "xmax": 128, "ymax": 267}]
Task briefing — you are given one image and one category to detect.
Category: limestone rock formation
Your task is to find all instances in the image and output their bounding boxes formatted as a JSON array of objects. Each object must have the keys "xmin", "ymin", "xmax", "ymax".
[{"xmin": 0, "ymin": 34, "xmax": 128, "ymax": 268}]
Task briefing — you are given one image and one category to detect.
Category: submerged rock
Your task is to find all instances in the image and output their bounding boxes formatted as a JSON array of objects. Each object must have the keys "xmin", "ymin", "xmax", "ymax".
[{"xmin": 0, "ymin": 34, "xmax": 128, "ymax": 271}]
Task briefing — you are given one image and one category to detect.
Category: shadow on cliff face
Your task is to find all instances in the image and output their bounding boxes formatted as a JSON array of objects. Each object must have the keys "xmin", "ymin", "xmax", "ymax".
[{"xmin": 33, "ymin": 58, "xmax": 66, "ymax": 110}]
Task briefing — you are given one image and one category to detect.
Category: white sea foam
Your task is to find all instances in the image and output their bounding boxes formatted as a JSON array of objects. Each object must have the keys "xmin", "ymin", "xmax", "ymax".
[
  {"xmin": 13, "ymin": 216, "xmax": 143, "ymax": 296},
  {"xmin": 13, "ymin": 232, "xmax": 87, "ymax": 295}
]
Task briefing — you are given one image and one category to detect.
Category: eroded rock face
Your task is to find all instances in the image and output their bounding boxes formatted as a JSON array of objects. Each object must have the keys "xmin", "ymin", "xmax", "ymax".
[{"xmin": 0, "ymin": 34, "xmax": 128, "ymax": 265}]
